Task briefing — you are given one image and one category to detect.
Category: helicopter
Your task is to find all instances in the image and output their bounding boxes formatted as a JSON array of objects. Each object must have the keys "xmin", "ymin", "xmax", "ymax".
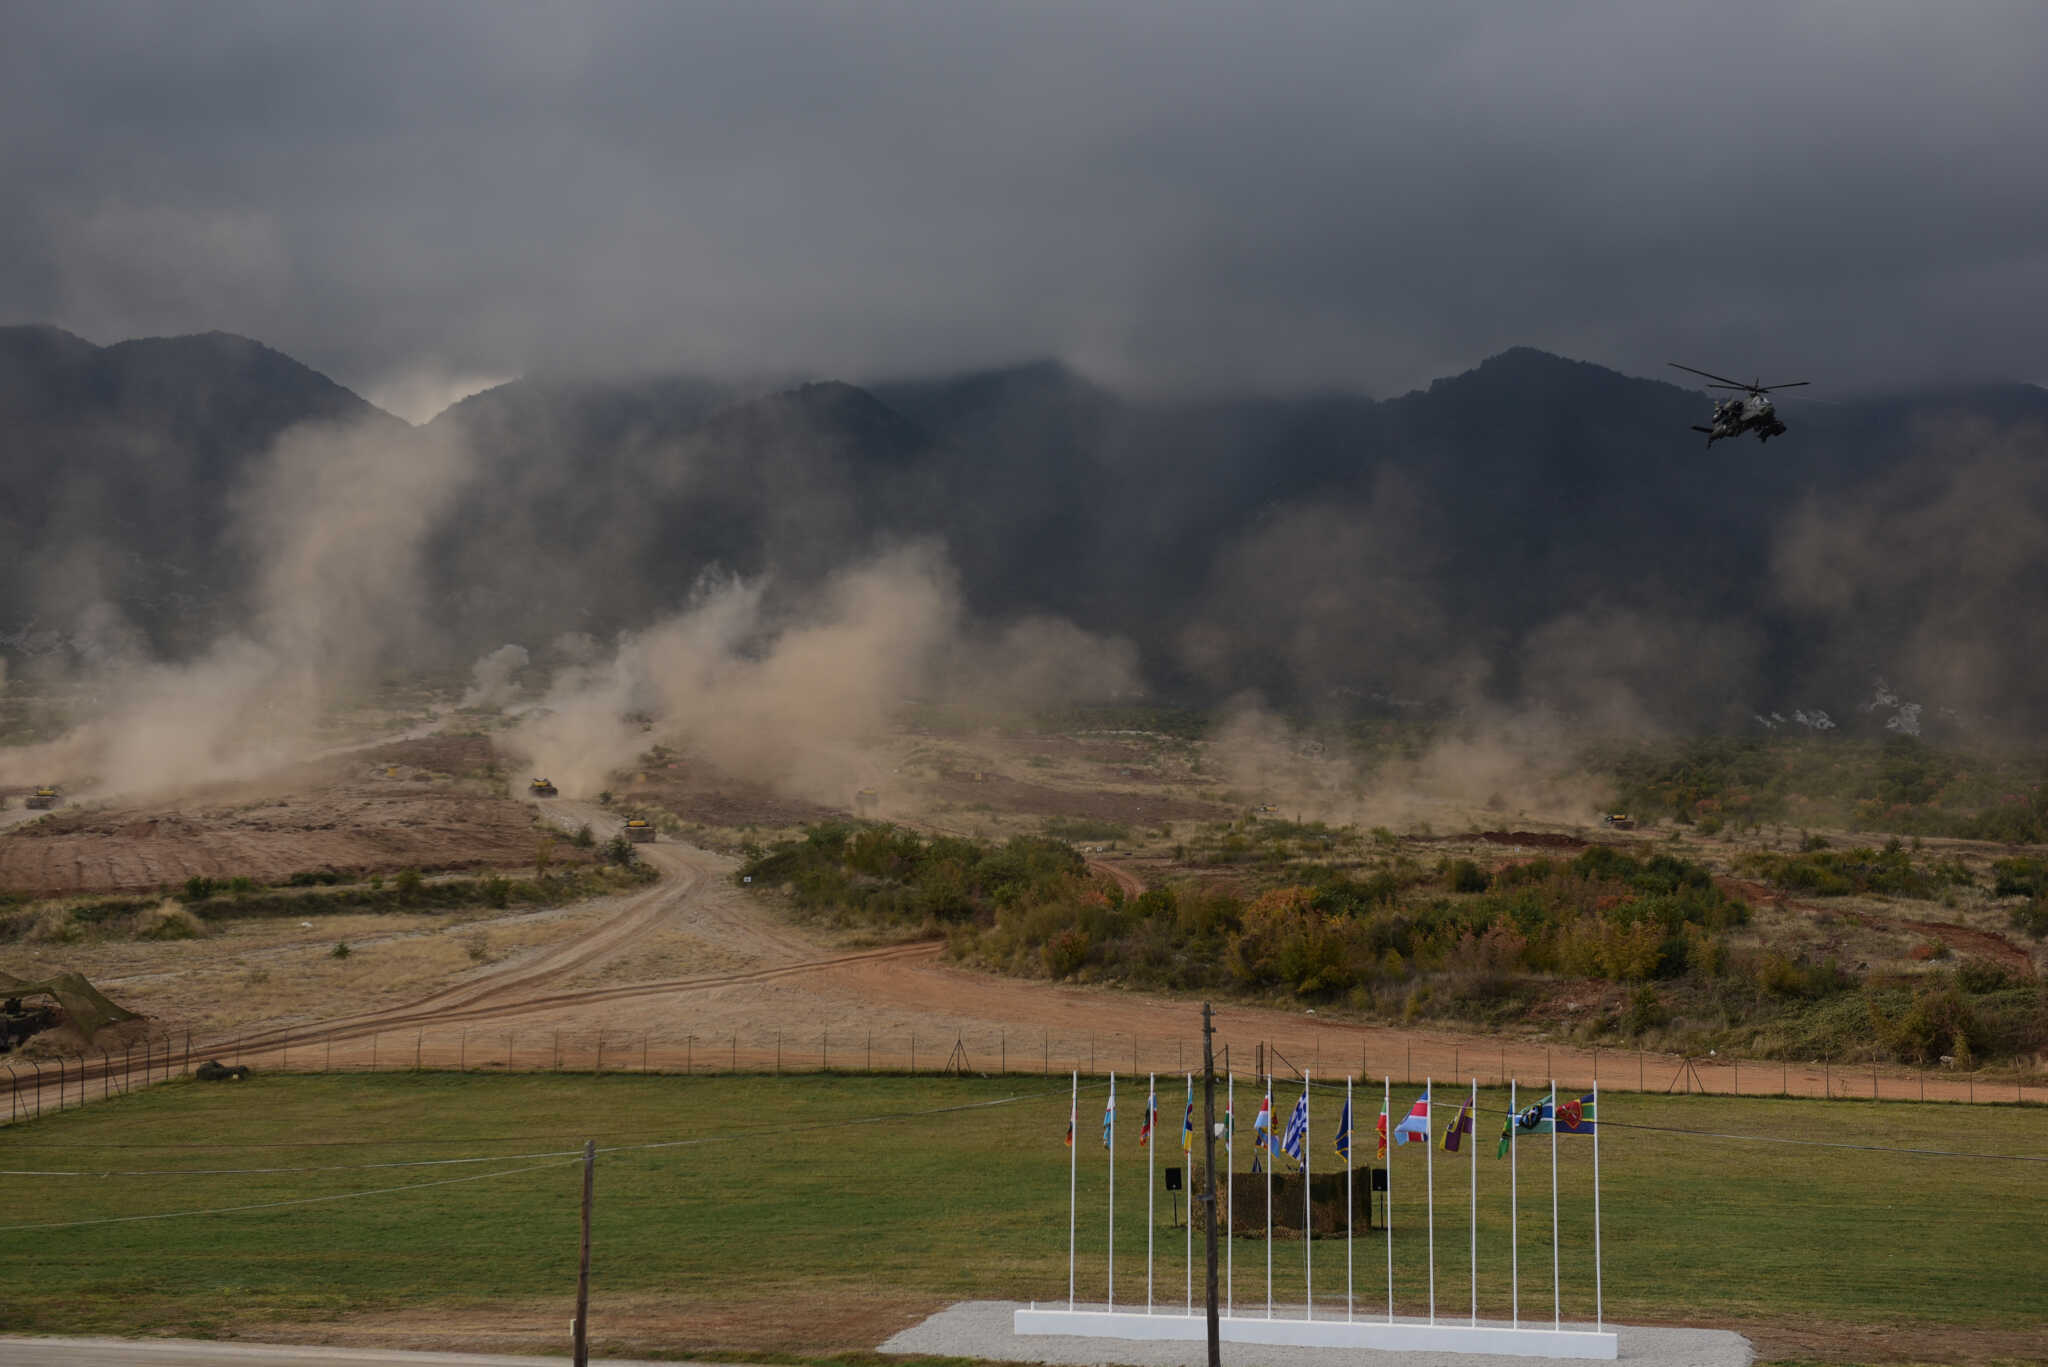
[{"xmin": 1669, "ymin": 363, "xmax": 1810, "ymax": 447}]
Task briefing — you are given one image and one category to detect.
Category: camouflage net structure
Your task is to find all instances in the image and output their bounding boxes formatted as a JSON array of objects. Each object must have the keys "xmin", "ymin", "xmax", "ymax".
[{"xmin": 0, "ymin": 970, "xmax": 141, "ymax": 1040}]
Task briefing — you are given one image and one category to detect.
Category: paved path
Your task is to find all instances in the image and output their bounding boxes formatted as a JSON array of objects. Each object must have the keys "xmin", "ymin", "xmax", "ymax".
[{"xmin": 0, "ymin": 1340, "xmax": 715, "ymax": 1367}]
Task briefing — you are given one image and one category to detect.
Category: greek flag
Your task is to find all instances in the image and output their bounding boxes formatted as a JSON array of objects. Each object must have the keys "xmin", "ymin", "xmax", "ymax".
[{"xmin": 1280, "ymin": 1092, "xmax": 1309, "ymax": 1162}]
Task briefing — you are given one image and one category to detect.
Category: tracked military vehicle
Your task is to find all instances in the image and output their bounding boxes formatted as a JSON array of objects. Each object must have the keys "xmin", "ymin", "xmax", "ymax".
[
  {"xmin": 529, "ymin": 777, "xmax": 558, "ymax": 797},
  {"xmin": 24, "ymin": 786, "xmax": 59, "ymax": 810},
  {"xmin": 622, "ymin": 817, "xmax": 655, "ymax": 844}
]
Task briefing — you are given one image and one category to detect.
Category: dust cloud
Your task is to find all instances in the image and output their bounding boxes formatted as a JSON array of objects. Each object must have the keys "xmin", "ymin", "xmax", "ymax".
[
  {"xmin": 0, "ymin": 418, "xmax": 474, "ymax": 797},
  {"xmin": 503, "ymin": 545, "xmax": 1140, "ymax": 803},
  {"xmin": 459, "ymin": 644, "xmax": 530, "ymax": 710}
]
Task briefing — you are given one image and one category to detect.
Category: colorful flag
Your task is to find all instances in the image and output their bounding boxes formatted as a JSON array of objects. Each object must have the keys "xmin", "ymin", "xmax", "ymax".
[
  {"xmin": 1441, "ymin": 1097, "xmax": 1473, "ymax": 1153},
  {"xmin": 1375, "ymin": 1109, "xmax": 1388, "ymax": 1161},
  {"xmin": 1335, "ymin": 1098, "xmax": 1353, "ymax": 1162},
  {"xmin": 1139, "ymin": 1086, "xmax": 1155, "ymax": 1147},
  {"xmin": 1280, "ymin": 1092, "xmax": 1309, "ymax": 1162},
  {"xmin": 1251, "ymin": 1092, "xmax": 1272, "ymax": 1172},
  {"xmin": 1181, "ymin": 1077, "xmax": 1195, "ymax": 1152},
  {"xmin": 1393, "ymin": 1090, "xmax": 1431, "ymax": 1145},
  {"xmin": 1493, "ymin": 1092, "xmax": 1596, "ymax": 1156},
  {"xmin": 1065, "ymin": 1115, "xmax": 1074, "ymax": 1148},
  {"xmin": 1103, "ymin": 1085, "xmax": 1115, "ymax": 1149}
]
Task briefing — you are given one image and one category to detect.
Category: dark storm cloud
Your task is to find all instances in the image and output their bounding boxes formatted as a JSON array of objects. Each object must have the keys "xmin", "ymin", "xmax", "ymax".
[{"xmin": 6, "ymin": 1, "xmax": 2046, "ymax": 410}]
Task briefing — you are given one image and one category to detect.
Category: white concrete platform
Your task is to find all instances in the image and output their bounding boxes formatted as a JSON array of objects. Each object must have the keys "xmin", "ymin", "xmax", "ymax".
[
  {"xmin": 880, "ymin": 1301, "xmax": 1753, "ymax": 1367},
  {"xmin": 1017, "ymin": 1306, "xmax": 1615, "ymax": 1359}
]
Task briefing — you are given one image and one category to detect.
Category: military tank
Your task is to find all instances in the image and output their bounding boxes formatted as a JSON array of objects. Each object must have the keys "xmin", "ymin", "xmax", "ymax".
[
  {"xmin": 528, "ymin": 777, "xmax": 558, "ymax": 797},
  {"xmin": 24, "ymin": 786, "xmax": 59, "ymax": 810},
  {"xmin": 622, "ymin": 817, "xmax": 655, "ymax": 844}
]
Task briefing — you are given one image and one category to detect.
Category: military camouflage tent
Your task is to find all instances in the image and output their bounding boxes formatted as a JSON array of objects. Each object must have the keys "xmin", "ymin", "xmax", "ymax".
[{"xmin": 0, "ymin": 971, "xmax": 140, "ymax": 1040}]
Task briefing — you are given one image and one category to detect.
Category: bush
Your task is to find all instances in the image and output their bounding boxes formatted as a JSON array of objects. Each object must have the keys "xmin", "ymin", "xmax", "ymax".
[
  {"xmin": 602, "ymin": 835, "xmax": 638, "ymax": 867},
  {"xmin": 2009, "ymin": 898, "xmax": 2048, "ymax": 939},
  {"xmin": 181, "ymin": 875, "xmax": 216, "ymax": 902},
  {"xmin": 331, "ymin": 941, "xmax": 352, "ymax": 959},
  {"xmin": 1444, "ymin": 858, "xmax": 1490, "ymax": 893},
  {"xmin": 394, "ymin": 868, "xmax": 424, "ymax": 905},
  {"xmin": 481, "ymin": 875, "xmax": 511, "ymax": 909},
  {"xmin": 571, "ymin": 824, "xmax": 596, "ymax": 849},
  {"xmin": 1042, "ymin": 928, "xmax": 1089, "ymax": 979}
]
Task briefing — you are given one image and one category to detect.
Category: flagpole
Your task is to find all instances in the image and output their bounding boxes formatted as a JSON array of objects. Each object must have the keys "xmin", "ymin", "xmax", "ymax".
[
  {"xmin": 1593, "ymin": 1081, "xmax": 1604, "ymax": 1332},
  {"xmin": 1265, "ymin": 1073, "xmax": 1273, "ymax": 1320},
  {"xmin": 1226, "ymin": 1070, "xmax": 1234, "ymax": 1319},
  {"xmin": 1147, "ymin": 1073, "xmax": 1155, "ymax": 1314},
  {"xmin": 1346, "ymin": 1075, "xmax": 1354, "ymax": 1323},
  {"xmin": 1469, "ymin": 1077, "xmax": 1477, "ymax": 1326},
  {"xmin": 1108, "ymin": 1071, "xmax": 1116, "ymax": 1312},
  {"xmin": 1510, "ymin": 1078, "xmax": 1518, "ymax": 1330},
  {"xmin": 1068, "ymin": 1069, "xmax": 1078, "ymax": 1311},
  {"xmin": 1304, "ymin": 1070, "xmax": 1312, "ymax": 1322},
  {"xmin": 1550, "ymin": 1077, "xmax": 1559, "ymax": 1333},
  {"xmin": 1185, "ymin": 1072, "xmax": 1193, "ymax": 1315},
  {"xmin": 1425, "ymin": 1075, "xmax": 1435, "ymax": 1326},
  {"xmin": 1383, "ymin": 1076, "xmax": 1393, "ymax": 1325}
]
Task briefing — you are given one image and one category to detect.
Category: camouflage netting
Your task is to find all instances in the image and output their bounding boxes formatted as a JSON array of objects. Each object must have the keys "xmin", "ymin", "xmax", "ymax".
[{"xmin": 0, "ymin": 971, "xmax": 142, "ymax": 1040}]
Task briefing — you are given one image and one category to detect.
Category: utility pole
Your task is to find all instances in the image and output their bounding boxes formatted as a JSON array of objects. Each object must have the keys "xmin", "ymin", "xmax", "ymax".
[
  {"xmin": 574, "ymin": 1139, "xmax": 595, "ymax": 1367},
  {"xmin": 1201, "ymin": 1003, "xmax": 1221, "ymax": 1367}
]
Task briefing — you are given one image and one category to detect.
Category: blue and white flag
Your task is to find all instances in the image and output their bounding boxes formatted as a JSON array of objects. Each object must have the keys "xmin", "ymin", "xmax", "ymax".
[{"xmin": 1280, "ymin": 1091, "xmax": 1309, "ymax": 1162}]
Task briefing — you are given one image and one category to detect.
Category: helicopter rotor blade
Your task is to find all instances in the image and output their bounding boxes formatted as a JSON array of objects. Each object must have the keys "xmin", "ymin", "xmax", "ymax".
[
  {"xmin": 1757, "ymin": 380, "xmax": 1810, "ymax": 390},
  {"xmin": 1668, "ymin": 361, "xmax": 1751, "ymax": 388}
]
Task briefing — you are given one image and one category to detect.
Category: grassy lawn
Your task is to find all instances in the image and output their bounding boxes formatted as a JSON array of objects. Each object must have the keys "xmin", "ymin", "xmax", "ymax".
[{"xmin": 0, "ymin": 1073, "xmax": 2041, "ymax": 1362}]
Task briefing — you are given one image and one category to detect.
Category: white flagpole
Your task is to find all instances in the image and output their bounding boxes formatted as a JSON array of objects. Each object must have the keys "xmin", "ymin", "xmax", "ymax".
[
  {"xmin": 1383, "ymin": 1076, "xmax": 1393, "ymax": 1324},
  {"xmin": 1068, "ymin": 1069, "xmax": 1078, "ymax": 1311},
  {"xmin": 1550, "ymin": 1078, "xmax": 1560, "ymax": 1333},
  {"xmin": 1227, "ymin": 1070, "xmax": 1235, "ymax": 1317},
  {"xmin": 1510, "ymin": 1078, "xmax": 1519, "ymax": 1329},
  {"xmin": 1346, "ymin": 1075, "xmax": 1354, "ymax": 1323},
  {"xmin": 1304, "ymin": 1070, "xmax": 1313, "ymax": 1321},
  {"xmin": 1469, "ymin": 1077, "xmax": 1477, "ymax": 1326},
  {"xmin": 1108, "ymin": 1071, "xmax": 1116, "ymax": 1312},
  {"xmin": 1147, "ymin": 1073, "xmax": 1155, "ymax": 1314},
  {"xmin": 1265, "ymin": 1073, "xmax": 1273, "ymax": 1319},
  {"xmin": 1185, "ymin": 1072, "xmax": 1193, "ymax": 1315},
  {"xmin": 1425, "ymin": 1075, "xmax": 1435, "ymax": 1325},
  {"xmin": 1593, "ymin": 1082, "xmax": 1604, "ymax": 1332}
]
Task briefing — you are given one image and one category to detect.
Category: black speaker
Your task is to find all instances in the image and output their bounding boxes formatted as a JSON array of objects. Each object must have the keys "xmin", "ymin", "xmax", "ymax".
[
  {"xmin": 1370, "ymin": 1167, "xmax": 1388, "ymax": 1191},
  {"xmin": 1165, "ymin": 1166, "xmax": 1183, "ymax": 1191}
]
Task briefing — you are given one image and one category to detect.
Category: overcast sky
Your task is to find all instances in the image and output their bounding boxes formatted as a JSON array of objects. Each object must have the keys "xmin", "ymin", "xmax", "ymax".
[{"xmin": 5, "ymin": 1, "xmax": 2045, "ymax": 418}]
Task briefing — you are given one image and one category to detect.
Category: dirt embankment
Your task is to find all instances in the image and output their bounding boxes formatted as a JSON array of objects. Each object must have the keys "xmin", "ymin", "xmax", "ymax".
[{"xmin": 0, "ymin": 738, "xmax": 573, "ymax": 897}]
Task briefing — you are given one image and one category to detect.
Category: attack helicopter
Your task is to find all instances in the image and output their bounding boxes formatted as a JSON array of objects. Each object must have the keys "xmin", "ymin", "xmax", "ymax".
[{"xmin": 1669, "ymin": 363, "xmax": 1810, "ymax": 447}]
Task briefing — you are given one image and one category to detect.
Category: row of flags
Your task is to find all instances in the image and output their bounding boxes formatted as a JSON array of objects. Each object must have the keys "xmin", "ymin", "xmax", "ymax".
[{"xmin": 1068, "ymin": 1080, "xmax": 1597, "ymax": 1164}]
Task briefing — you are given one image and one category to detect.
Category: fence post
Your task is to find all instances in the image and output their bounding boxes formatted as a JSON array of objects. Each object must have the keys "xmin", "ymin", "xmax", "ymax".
[
  {"xmin": 824, "ymin": 1030, "xmax": 829, "ymax": 1072},
  {"xmin": 105, "ymin": 1049, "xmax": 113, "ymax": 1099},
  {"xmin": 184, "ymin": 1029, "xmax": 191, "ymax": 1074},
  {"xmin": 775, "ymin": 1031, "xmax": 781, "ymax": 1074},
  {"xmin": 555, "ymin": 1030, "xmax": 561, "ymax": 1071},
  {"xmin": 32, "ymin": 1061, "xmax": 44, "ymax": 1117},
  {"xmin": 5, "ymin": 1064, "xmax": 13, "ymax": 1123},
  {"xmin": 281, "ymin": 1033, "xmax": 288, "ymax": 1073},
  {"xmin": 371, "ymin": 1033, "xmax": 378, "ymax": 1071},
  {"xmin": 731, "ymin": 1035, "xmax": 736, "ymax": 1072},
  {"xmin": 1000, "ymin": 1029, "xmax": 1005, "ymax": 1075},
  {"xmin": 643, "ymin": 1034, "xmax": 649, "ymax": 1073},
  {"xmin": 686, "ymin": 1036, "xmax": 693, "ymax": 1074},
  {"xmin": 910, "ymin": 1034, "xmax": 916, "ymax": 1073},
  {"xmin": 597, "ymin": 1031, "xmax": 605, "ymax": 1074},
  {"xmin": 460, "ymin": 1030, "xmax": 467, "ymax": 1073}
]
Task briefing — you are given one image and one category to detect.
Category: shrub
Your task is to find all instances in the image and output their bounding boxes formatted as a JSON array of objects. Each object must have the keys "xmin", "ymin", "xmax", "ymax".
[
  {"xmin": 1042, "ymin": 928, "xmax": 1089, "ymax": 979},
  {"xmin": 481, "ymin": 875, "xmax": 511, "ymax": 909},
  {"xmin": 331, "ymin": 941, "xmax": 352, "ymax": 959},
  {"xmin": 1444, "ymin": 858, "xmax": 1490, "ymax": 894},
  {"xmin": 2010, "ymin": 898, "xmax": 2048, "ymax": 939},
  {"xmin": 182, "ymin": 875, "xmax": 216, "ymax": 902},
  {"xmin": 571, "ymin": 824, "xmax": 596, "ymax": 849},
  {"xmin": 135, "ymin": 903, "xmax": 204, "ymax": 941},
  {"xmin": 394, "ymin": 868, "xmax": 424, "ymax": 905}
]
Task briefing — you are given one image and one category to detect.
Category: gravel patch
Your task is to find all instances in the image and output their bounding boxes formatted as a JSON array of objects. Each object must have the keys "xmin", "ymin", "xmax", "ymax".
[{"xmin": 879, "ymin": 1302, "xmax": 1751, "ymax": 1367}]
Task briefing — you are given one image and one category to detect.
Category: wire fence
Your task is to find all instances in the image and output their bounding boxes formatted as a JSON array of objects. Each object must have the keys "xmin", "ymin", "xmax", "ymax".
[{"xmin": 4, "ymin": 1022, "xmax": 2040, "ymax": 1125}]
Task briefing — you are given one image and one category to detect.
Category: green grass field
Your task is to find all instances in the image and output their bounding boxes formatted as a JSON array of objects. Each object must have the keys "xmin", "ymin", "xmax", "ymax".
[{"xmin": 0, "ymin": 1073, "xmax": 2041, "ymax": 1363}]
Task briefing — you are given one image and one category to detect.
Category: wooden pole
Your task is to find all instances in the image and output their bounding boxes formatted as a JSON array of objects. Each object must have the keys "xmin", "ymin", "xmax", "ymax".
[{"xmin": 574, "ymin": 1138, "xmax": 595, "ymax": 1367}]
